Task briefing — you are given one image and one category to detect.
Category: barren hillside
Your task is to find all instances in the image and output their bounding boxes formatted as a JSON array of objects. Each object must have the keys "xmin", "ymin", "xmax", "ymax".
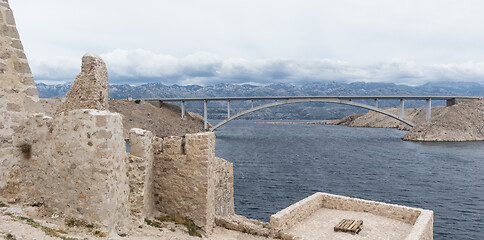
[
  {"xmin": 311, "ymin": 99, "xmax": 484, "ymax": 141},
  {"xmin": 40, "ymin": 98, "xmax": 207, "ymax": 138},
  {"xmin": 310, "ymin": 107, "xmax": 446, "ymax": 131},
  {"xmin": 403, "ymin": 99, "xmax": 484, "ymax": 141}
]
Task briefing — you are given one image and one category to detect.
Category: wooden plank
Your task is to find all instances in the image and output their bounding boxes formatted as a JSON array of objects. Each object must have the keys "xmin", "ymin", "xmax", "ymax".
[
  {"xmin": 343, "ymin": 219, "xmax": 351, "ymax": 228},
  {"xmin": 350, "ymin": 220, "xmax": 359, "ymax": 231},
  {"xmin": 335, "ymin": 220, "xmax": 344, "ymax": 229},
  {"xmin": 340, "ymin": 220, "xmax": 349, "ymax": 230},
  {"xmin": 348, "ymin": 220, "xmax": 357, "ymax": 230},
  {"xmin": 338, "ymin": 219, "xmax": 347, "ymax": 228},
  {"xmin": 334, "ymin": 219, "xmax": 363, "ymax": 234},
  {"xmin": 334, "ymin": 219, "xmax": 345, "ymax": 231}
]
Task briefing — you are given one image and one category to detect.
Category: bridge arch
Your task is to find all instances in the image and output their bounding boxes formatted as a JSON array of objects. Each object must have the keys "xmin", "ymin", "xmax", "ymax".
[{"xmin": 210, "ymin": 98, "xmax": 414, "ymax": 131}]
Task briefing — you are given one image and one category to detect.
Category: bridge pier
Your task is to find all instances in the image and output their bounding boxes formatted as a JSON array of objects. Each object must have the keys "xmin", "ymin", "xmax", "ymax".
[
  {"xmin": 426, "ymin": 98, "xmax": 431, "ymax": 120},
  {"xmin": 251, "ymin": 100, "xmax": 254, "ymax": 109},
  {"xmin": 400, "ymin": 99, "xmax": 405, "ymax": 119},
  {"xmin": 181, "ymin": 101, "xmax": 185, "ymax": 118},
  {"xmin": 374, "ymin": 98, "xmax": 378, "ymax": 108},
  {"xmin": 227, "ymin": 100, "xmax": 231, "ymax": 118},
  {"xmin": 204, "ymin": 100, "xmax": 208, "ymax": 130},
  {"xmin": 446, "ymin": 98, "xmax": 475, "ymax": 106}
]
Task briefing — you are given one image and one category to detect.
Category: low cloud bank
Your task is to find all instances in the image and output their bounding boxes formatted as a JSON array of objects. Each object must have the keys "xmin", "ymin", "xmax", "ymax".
[{"xmin": 32, "ymin": 49, "xmax": 484, "ymax": 86}]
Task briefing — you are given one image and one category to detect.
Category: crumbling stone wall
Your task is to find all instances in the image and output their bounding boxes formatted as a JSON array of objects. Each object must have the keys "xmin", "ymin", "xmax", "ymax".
[
  {"xmin": 152, "ymin": 132, "xmax": 217, "ymax": 233},
  {"xmin": 0, "ymin": 31, "xmax": 129, "ymax": 233},
  {"xmin": 8, "ymin": 49, "xmax": 130, "ymax": 233},
  {"xmin": 125, "ymin": 130, "xmax": 234, "ymax": 234},
  {"xmin": 0, "ymin": 0, "xmax": 42, "ymax": 198},
  {"xmin": 56, "ymin": 52, "xmax": 109, "ymax": 115},
  {"xmin": 127, "ymin": 128, "xmax": 155, "ymax": 223}
]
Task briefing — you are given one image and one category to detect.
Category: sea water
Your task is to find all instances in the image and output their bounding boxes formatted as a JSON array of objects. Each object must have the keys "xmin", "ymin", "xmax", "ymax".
[{"xmin": 214, "ymin": 120, "xmax": 484, "ymax": 240}]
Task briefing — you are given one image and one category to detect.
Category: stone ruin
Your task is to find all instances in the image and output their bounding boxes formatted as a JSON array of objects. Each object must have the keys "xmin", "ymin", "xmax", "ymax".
[
  {"xmin": 0, "ymin": 1, "xmax": 434, "ymax": 238},
  {"xmin": 0, "ymin": 1, "xmax": 235, "ymax": 236},
  {"xmin": 55, "ymin": 52, "xmax": 109, "ymax": 115}
]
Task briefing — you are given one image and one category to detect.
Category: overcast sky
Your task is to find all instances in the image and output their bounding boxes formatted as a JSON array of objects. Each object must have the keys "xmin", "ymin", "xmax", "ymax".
[{"xmin": 9, "ymin": 0, "xmax": 484, "ymax": 86}]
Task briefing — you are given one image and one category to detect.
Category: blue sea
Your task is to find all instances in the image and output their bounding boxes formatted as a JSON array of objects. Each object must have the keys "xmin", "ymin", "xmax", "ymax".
[{"xmin": 214, "ymin": 120, "xmax": 484, "ymax": 240}]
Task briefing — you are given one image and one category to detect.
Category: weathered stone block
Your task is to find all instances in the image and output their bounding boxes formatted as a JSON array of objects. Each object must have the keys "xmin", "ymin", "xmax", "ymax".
[
  {"xmin": 162, "ymin": 136, "xmax": 184, "ymax": 154},
  {"xmin": 5, "ymin": 9, "xmax": 14, "ymax": 25},
  {"xmin": 16, "ymin": 50, "xmax": 26, "ymax": 59},
  {"xmin": 22, "ymin": 87, "xmax": 38, "ymax": 97},
  {"xmin": 0, "ymin": 50, "xmax": 9, "ymax": 60},
  {"xmin": 13, "ymin": 61, "xmax": 30, "ymax": 73},
  {"xmin": 0, "ymin": 25, "xmax": 19, "ymax": 39},
  {"xmin": 10, "ymin": 39, "xmax": 22, "ymax": 50},
  {"xmin": 6, "ymin": 102, "xmax": 20, "ymax": 111}
]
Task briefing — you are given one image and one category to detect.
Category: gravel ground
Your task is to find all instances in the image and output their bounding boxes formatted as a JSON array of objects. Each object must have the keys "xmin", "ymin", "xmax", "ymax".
[{"xmin": 0, "ymin": 204, "xmax": 273, "ymax": 240}]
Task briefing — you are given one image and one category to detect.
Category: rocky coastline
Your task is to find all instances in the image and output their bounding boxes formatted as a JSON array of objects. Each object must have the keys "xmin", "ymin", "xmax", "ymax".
[{"xmin": 308, "ymin": 98, "xmax": 484, "ymax": 142}]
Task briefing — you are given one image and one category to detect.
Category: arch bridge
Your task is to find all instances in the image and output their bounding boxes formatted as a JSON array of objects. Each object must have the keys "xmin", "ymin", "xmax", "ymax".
[{"xmin": 144, "ymin": 96, "xmax": 478, "ymax": 131}]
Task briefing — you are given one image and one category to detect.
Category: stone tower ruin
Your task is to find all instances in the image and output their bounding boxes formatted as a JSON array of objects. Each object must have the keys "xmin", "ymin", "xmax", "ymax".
[{"xmin": 0, "ymin": 0, "xmax": 42, "ymax": 197}]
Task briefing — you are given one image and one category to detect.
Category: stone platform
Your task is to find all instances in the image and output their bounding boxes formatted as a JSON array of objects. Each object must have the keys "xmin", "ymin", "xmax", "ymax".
[
  {"xmin": 270, "ymin": 192, "xmax": 433, "ymax": 240},
  {"xmin": 288, "ymin": 208, "xmax": 412, "ymax": 239}
]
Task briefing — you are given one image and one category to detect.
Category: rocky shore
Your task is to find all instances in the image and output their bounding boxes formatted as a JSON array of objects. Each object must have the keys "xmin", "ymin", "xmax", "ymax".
[
  {"xmin": 309, "ymin": 98, "xmax": 484, "ymax": 142},
  {"xmin": 403, "ymin": 98, "xmax": 484, "ymax": 141},
  {"xmin": 308, "ymin": 107, "xmax": 444, "ymax": 131}
]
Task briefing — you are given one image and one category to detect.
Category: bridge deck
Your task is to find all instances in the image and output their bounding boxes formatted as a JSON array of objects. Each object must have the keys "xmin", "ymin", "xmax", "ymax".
[
  {"xmin": 146, "ymin": 96, "xmax": 479, "ymax": 102},
  {"xmin": 141, "ymin": 96, "xmax": 481, "ymax": 131}
]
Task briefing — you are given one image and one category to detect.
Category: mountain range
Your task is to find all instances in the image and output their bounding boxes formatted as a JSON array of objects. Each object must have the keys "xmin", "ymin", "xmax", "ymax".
[{"xmin": 36, "ymin": 81, "xmax": 484, "ymax": 120}]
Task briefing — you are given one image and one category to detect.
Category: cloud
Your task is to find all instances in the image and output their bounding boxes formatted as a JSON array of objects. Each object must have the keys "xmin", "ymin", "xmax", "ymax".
[
  {"xmin": 29, "ymin": 49, "xmax": 484, "ymax": 86},
  {"xmin": 11, "ymin": 1, "xmax": 484, "ymax": 87},
  {"xmin": 29, "ymin": 57, "xmax": 79, "ymax": 82},
  {"xmin": 11, "ymin": 0, "xmax": 484, "ymax": 66}
]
